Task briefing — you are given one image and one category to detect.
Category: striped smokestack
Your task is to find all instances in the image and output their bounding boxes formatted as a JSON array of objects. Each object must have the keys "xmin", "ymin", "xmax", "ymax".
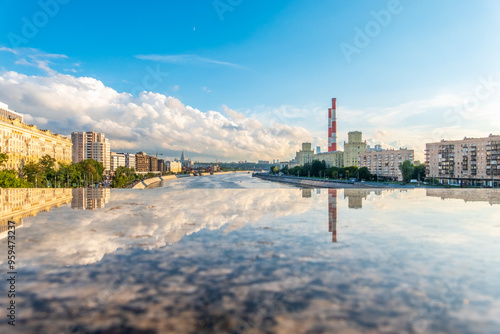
[{"xmin": 328, "ymin": 98, "xmax": 337, "ymax": 152}]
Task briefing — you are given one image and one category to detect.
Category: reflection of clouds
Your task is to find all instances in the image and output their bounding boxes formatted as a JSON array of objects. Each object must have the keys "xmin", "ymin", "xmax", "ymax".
[
  {"xmin": 18, "ymin": 188, "xmax": 313, "ymax": 267},
  {"xmin": 1, "ymin": 186, "xmax": 500, "ymax": 333}
]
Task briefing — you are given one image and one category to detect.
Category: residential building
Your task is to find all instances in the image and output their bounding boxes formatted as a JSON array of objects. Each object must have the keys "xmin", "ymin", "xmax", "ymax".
[
  {"xmin": 358, "ymin": 148, "xmax": 414, "ymax": 181},
  {"xmin": 166, "ymin": 160, "xmax": 182, "ymax": 173},
  {"xmin": 294, "ymin": 142, "xmax": 315, "ymax": 166},
  {"xmin": 316, "ymin": 151, "xmax": 345, "ymax": 168},
  {"xmin": 0, "ymin": 102, "xmax": 23, "ymax": 122},
  {"xmin": 149, "ymin": 156, "xmax": 158, "ymax": 172},
  {"xmin": 343, "ymin": 131, "xmax": 367, "ymax": 167},
  {"xmin": 124, "ymin": 153, "xmax": 136, "ymax": 170},
  {"xmin": 135, "ymin": 152, "xmax": 151, "ymax": 173},
  {"xmin": 71, "ymin": 131, "xmax": 111, "ymax": 172},
  {"xmin": 157, "ymin": 159, "xmax": 165, "ymax": 173},
  {"xmin": 0, "ymin": 104, "xmax": 72, "ymax": 171},
  {"xmin": 110, "ymin": 152, "xmax": 126, "ymax": 172},
  {"xmin": 426, "ymin": 135, "xmax": 500, "ymax": 186}
]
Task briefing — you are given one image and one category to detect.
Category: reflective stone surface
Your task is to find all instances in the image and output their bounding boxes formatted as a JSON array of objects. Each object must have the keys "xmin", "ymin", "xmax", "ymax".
[{"xmin": 1, "ymin": 174, "xmax": 499, "ymax": 333}]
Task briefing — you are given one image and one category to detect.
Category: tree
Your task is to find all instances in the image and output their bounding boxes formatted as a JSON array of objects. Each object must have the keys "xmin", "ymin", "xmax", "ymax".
[
  {"xmin": 0, "ymin": 153, "xmax": 8, "ymax": 167},
  {"xmin": 0, "ymin": 169, "xmax": 32, "ymax": 188},
  {"xmin": 280, "ymin": 165, "xmax": 289, "ymax": 175},
  {"xmin": 270, "ymin": 166, "xmax": 279, "ymax": 174},
  {"xmin": 399, "ymin": 160, "xmax": 414, "ymax": 182},
  {"xmin": 358, "ymin": 167, "xmax": 372, "ymax": 181},
  {"xmin": 311, "ymin": 160, "xmax": 326, "ymax": 177},
  {"xmin": 412, "ymin": 163, "xmax": 426, "ymax": 181}
]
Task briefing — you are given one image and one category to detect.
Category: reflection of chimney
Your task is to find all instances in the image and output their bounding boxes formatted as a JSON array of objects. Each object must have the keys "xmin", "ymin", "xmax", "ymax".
[
  {"xmin": 328, "ymin": 98, "xmax": 337, "ymax": 152},
  {"xmin": 328, "ymin": 189, "xmax": 337, "ymax": 242}
]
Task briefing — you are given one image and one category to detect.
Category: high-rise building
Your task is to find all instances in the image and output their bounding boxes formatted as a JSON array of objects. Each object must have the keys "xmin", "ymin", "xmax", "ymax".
[
  {"xmin": 426, "ymin": 135, "xmax": 500, "ymax": 186},
  {"xmin": 343, "ymin": 131, "xmax": 367, "ymax": 167},
  {"xmin": 328, "ymin": 98, "xmax": 337, "ymax": 152},
  {"xmin": 0, "ymin": 102, "xmax": 72, "ymax": 171},
  {"xmin": 71, "ymin": 131, "xmax": 111, "ymax": 172},
  {"xmin": 359, "ymin": 148, "xmax": 414, "ymax": 181},
  {"xmin": 157, "ymin": 159, "xmax": 165, "ymax": 173}
]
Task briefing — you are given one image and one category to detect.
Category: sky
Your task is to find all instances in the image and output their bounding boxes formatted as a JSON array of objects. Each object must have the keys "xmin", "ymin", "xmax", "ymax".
[{"xmin": 1, "ymin": 0, "xmax": 500, "ymax": 162}]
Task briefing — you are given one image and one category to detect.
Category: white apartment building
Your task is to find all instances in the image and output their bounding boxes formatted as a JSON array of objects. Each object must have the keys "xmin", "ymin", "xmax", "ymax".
[
  {"xmin": 71, "ymin": 131, "xmax": 111, "ymax": 172},
  {"xmin": 110, "ymin": 152, "xmax": 126, "ymax": 172}
]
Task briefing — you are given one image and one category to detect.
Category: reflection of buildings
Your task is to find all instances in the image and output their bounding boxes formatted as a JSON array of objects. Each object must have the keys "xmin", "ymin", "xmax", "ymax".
[
  {"xmin": 344, "ymin": 189, "xmax": 368, "ymax": 209},
  {"xmin": 301, "ymin": 189, "xmax": 312, "ymax": 198},
  {"xmin": 71, "ymin": 188, "xmax": 110, "ymax": 210},
  {"xmin": 426, "ymin": 189, "xmax": 500, "ymax": 205},
  {"xmin": 328, "ymin": 189, "xmax": 337, "ymax": 242},
  {"xmin": 0, "ymin": 189, "xmax": 72, "ymax": 240}
]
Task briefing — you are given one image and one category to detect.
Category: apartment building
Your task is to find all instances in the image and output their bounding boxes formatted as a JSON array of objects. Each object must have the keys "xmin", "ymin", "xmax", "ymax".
[
  {"xmin": 0, "ymin": 103, "xmax": 72, "ymax": 171},
  {"xmin": 426, "ymin": 135, "xmax": 500, "ymax": 186},
  {"xmin": 71, "ymin": 131, "xmax": 111, "ymax": 172},
  {"xmin": 358, "ymin": 148, "xmax": 414, "ymax": 181},
  {"xmin": 110, "ymin": 152, "xmax": 126, "ymax": 172}
]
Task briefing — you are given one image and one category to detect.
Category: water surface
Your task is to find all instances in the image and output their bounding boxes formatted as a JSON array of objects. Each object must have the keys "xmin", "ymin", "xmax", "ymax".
[{"xmin": 1, "ymin": 174, "xmax": 499, "ymax": 333}]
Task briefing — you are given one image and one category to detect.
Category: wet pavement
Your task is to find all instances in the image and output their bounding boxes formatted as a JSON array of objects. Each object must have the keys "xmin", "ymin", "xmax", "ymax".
[{"xmin": 1, "ymin": 174, "xmax": 499, "ymax": 333}]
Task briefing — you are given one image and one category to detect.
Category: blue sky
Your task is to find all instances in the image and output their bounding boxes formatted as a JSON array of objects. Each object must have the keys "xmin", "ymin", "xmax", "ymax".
[{"xmin": 1, "ymin": 0, "xmax": 500, "ymax": 162}]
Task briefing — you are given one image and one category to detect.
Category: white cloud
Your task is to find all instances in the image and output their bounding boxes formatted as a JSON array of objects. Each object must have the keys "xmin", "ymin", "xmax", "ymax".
[
  {"xmin": 0, "ymin": 70, "xmax": 312, "ymax": 161},
  {"xmin": 1, "ymin": 46, "xmax": 68, "ymax": 75}
]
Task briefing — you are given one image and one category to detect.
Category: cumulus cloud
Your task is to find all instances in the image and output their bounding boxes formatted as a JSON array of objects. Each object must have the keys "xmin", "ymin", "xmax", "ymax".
[{"xmin": 0, "ymin": 70, "xmax": 312, "ymax": 161}]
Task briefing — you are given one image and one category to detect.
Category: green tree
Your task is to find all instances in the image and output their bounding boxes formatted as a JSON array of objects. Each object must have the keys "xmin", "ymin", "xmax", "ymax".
[
  {"xmin": 270, "ymin": 166, "xmax": 279, "ymax": 174},
  {"xmin": 0, "ymin": 153, "xmax": 8, "ymax": 167},
  {"xmin": 358, "ymin": 167, "xmax": 372, "ymax": 181},
  {"xmin": 112, "ymin": 166, "xmax": 139, "ymax": 188},
  {"xmin": 0, "ymin": 170, "xmax": 32, "ymax": 188},
  {"xmin": 311, "ymin": 160, "xmax": 326, "ymax": 177},
  {"xmin": 21, "ymin": 161, "xmax": 44, "ymax": 187},
  {"xmin": 412, "ymin": 163, "xmax": 426, "ymax": 181},
  {"xmin": 399, "ymin": 160, "xmax": 414, "ymax": 182}
]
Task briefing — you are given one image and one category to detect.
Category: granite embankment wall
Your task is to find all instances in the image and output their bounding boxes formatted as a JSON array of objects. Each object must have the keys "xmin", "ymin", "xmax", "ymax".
[{"xmin": 254, "ymin": 174, "xmax": 378, "ymax": 189}]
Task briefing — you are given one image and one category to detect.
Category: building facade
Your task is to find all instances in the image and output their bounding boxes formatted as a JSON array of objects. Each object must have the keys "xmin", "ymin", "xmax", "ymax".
[
  {"xmin": 0, "ymin": 106, "xmax": 72, "ymax": 171},
  {"xmin": 426, "ymin": 135, "xmax": 500, "ymax": 186},
  {"xmin": 135, "ymin": 152, "xmax": 151, "ymax": 173},
  {"xmin": 316, "ymin": 151, "xmax": 344, "ymax": 168},
  {"xmin": 294, "ymin": 142, "xmax": 315, "ymax": 166},
  {"xmin": 343, "ymin": 131, "xmax": 367, "ymax": 167},
  {"xmin": 166, "ymin": 161, "xmax": 182, "ymax": 173},
  {"xmin": 359, "ymin": 148, "xmax": 414, "ymax": 181},
  {"xmin": 110, "ymin": 152, "xmax": 126, "ymax": 172},
  {"xmin": 124, "ymin": 153, "xmax": 136, "ymax": 170},
  {"xmin": 71, "ymin": 131, "xmax": 111, "ymax": 172}
]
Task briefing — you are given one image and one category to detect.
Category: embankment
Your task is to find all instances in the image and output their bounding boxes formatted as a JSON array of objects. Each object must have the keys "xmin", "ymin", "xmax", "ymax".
[{"xmin": 254, "ymin": 174, "xmax": 382, "ymax": 189}]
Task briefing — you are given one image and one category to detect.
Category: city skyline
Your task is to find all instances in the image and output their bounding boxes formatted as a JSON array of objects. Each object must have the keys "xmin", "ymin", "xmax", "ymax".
[{"xmin": 1, "ymin": 1, "xmax": 499, "ymax": 162}]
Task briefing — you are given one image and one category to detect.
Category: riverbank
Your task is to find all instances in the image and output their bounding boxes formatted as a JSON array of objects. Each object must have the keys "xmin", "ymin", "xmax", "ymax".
[{"xmin": 254, "ymin": 173, "xmax": 425, "ymax": 189}]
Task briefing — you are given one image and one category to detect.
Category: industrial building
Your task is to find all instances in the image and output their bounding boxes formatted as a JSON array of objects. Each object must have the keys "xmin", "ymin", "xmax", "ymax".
[{"xmin": 425, "ymin": 135, "xmax": 500, "ymax": 186}]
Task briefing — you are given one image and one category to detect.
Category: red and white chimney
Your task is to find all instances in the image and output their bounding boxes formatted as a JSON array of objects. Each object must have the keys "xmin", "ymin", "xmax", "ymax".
[{"xmin": 328, "ymin": 98, "xmax": 337, "ymax": 152}]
